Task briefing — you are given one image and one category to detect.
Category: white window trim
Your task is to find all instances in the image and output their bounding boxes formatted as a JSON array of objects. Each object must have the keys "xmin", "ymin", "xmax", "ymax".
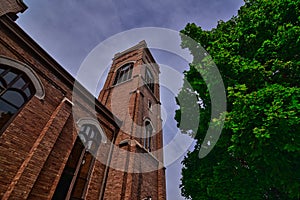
[
  {"xmin": 0, "ymin": 56, "xmax": 45, "ymax": 99},
  {"xmin": 76, "ymin": 117, "xmax": 107, "ymax": 143}
]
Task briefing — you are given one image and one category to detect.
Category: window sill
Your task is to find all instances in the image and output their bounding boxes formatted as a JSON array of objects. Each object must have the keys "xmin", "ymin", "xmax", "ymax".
[{"xmin": 111, "ymin": 78, "xmax": 133, "ymax": 88}]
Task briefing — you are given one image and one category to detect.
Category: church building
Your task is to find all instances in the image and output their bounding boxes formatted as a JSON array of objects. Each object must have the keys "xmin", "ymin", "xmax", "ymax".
[{"xmin": 0, "ymin": 1, "xmax": 166, "ymax": 199}]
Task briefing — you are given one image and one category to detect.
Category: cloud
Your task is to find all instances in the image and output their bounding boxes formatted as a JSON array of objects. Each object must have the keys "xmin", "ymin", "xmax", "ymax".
[{"xmin": 19, "ymin": 0, "xmax": 244, "ymax": 75}]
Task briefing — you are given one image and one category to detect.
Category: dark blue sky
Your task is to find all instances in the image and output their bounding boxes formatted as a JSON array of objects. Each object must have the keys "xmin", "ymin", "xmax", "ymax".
[{"xmin": 17, "ymin": 1, "xmax": 244, "ymax": 199}]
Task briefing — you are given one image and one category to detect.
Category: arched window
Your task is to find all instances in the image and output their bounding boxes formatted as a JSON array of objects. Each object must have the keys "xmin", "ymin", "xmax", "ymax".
[
  {"xmin": 144, "ymin": 121, "xmax": 153, "ymax": 152},
  {"xmin": 78, "ymin": 124, "xmax": 102, "ymax": 154},
  {"xmin": 113, "ymin": 63, "xmax": 133, "ymax": 85},
  {"xmin": 0, "ymin": 64, "xmax": 35, "ymax": 131},
  {"xmin": 145, "ymin": 67, "xmax": 154, "ymax": 93},
  {"xmin": 52, "ymin": 124, "xmax": 104, "ymax": 200}
]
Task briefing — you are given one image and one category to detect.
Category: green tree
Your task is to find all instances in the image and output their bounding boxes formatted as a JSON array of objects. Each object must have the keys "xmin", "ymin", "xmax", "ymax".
[{"xmin": 177, "ymin": 0, "xmax": 300, "ymax": 199}]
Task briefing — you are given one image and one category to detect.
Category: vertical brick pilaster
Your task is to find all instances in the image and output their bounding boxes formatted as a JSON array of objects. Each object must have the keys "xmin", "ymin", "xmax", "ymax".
[{"xmin": 2, "ymin": 97, "xmax": 72, "ymax": 200}]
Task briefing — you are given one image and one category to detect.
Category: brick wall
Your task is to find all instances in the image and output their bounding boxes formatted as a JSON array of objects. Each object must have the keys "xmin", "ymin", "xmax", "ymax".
[
  {"xmin": 0, "ymin": 15, "xmax": 119, "ymax": 200},
  {"xmin": 0, "ymin": 15, "xmax": 166, "ymax": 200},
  {"xmin": 0, "ymin": 0, "xmax": 27, "ymax": 18}
]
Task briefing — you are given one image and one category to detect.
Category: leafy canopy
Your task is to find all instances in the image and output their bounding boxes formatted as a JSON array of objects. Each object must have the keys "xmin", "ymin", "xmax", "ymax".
[{"xmin": 176, "ymin": 0, "xmax": 300, "ymax": 199}]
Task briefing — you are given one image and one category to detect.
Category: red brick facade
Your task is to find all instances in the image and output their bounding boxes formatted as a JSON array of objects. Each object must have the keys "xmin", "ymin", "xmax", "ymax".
[
  {"xmin": 99, "ymin": 41, "xmax": 166, "ymax": 200},
  {"xmin": 0, "ymin": 1, "xmax": 166, "ymax": 200}
]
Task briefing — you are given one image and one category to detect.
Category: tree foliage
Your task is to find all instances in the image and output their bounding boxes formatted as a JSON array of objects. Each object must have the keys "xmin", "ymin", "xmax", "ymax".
[{"xmin": 177, "ymin": 0, "xmax": 300, "ymax": 199}]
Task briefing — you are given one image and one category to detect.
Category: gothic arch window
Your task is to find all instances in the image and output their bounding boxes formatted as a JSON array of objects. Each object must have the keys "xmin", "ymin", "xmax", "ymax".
[
  {"xmin": 0, "ymin": 65, "xmax": 34, "ymax": 131},
  {"xmin": 0, "ymin": 56, "xmax": 45, "ymax": 133},
  {"xmin": 76, "ymin": 118, "xmax": 107, "ymax": 144},
  {"xmin": 145, "ymin": 67, "xmax": 154, "ymax": 93},
  {"xmin": 113, "ymin": 63, "xmax": 133, "ymax": 85},
  {"xmin": 52, "ymin": 122, "xmax": 106, "ymax": 200},
  {"xmin": 0, "ymin": 56, "xmax": 44, "ymax": 98},
  {"xmin": 78, "ymin": 124, "xmax": 102, "ymax": 154},
  {"xmin": 144, "ymin": 120, "xmax": 153, "ymax": 152}
]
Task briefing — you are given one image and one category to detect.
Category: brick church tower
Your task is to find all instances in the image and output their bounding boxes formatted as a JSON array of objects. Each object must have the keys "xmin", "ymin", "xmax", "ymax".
[
  {"xmin": 0, "ymin": 1, "xmax": 166, "ymax": 198},
  {"xmin": 99, "ymin": 41, "xmax": 166, "ymax": 200}
]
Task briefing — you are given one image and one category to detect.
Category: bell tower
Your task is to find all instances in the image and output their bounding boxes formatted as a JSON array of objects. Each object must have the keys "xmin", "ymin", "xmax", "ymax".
[{"xmin": 98, "ymin": 41, "xmax": 166, "ymax": 200}]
